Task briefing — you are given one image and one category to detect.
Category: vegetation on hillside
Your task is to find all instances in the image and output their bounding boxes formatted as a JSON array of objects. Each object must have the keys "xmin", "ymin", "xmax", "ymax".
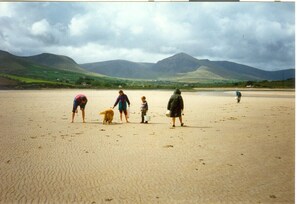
[{"xmin": 0, "ymin": 71, "xmax": 294, "ymax": 90}]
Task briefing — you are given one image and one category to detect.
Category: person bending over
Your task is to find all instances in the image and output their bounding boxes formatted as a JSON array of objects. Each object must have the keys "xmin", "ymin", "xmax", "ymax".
[{"xmin": 71, "ymin": 94, "xmax": 87, "ymax": 123}]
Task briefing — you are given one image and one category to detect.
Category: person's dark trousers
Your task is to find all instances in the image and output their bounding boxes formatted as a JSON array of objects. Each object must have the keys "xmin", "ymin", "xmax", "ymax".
[{"xmin": 141, "ymin": 111, "xmax": 147, "ymax": 123}]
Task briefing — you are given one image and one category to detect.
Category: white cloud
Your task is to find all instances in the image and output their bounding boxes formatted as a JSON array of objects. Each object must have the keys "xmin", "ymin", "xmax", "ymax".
[
  {"xmin": 0, "ymin": 3, "xmax": 14, "ymax": 17},
  {"xmin": 31, "ymin": 19, "xmax": 50, "ymax": 36},
  {"xmin": 68, "ymin": 15, "xmax": 89, "ymax": 37}
]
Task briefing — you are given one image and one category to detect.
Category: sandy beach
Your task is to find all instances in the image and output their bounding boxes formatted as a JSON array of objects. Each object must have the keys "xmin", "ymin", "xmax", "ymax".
[{"xmin": 0, "ymin": 89, "xmax": 294, "ymax": 203}]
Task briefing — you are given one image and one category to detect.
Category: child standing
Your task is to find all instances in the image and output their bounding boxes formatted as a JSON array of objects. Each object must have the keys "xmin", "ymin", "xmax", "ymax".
[{"xmin": 140, "ymin": 96, "xmax": 148, "ymax": 123}]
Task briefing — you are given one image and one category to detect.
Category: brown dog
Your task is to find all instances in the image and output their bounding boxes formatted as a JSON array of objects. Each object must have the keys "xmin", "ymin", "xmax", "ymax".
[{"xmin": 100, "ymin": 109, "xmax": 114, "ymax": 124}]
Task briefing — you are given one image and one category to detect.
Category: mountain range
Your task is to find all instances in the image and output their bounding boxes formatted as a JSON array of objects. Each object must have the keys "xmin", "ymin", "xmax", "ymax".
[
  {"xmin": 80, "ymin": 52, "xmax": 295, "ymax": 82},
  {"xmin": 0, "ymin": 50, "xmax": 294, "ymax": 84}
]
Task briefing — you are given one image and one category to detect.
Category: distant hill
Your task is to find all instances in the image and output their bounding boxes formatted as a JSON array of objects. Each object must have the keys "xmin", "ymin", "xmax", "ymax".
[
  {"xmin": 0, "ymin": 50, "xmax": 127, "ymax": 89},
  {"xmin": 25, "ymin": 53, "xmax": 85, "ymax": 72},
  {"xmin": 0, "ymin": 50, "xmax": 85, "ymax": 74},
  {"xmin": 80, "ymin": 60, "xmax": 155, "ymax": 79},
  {"xmin": 189, "ymin": 60, "xmax": 295, "ymax": 81},
  {"xmin": 80, "ymin": 52, "xmax": 295, "ymax": 82},
  {"xmin": 0, "ymin": 50, "xmax": 34, "ymax": 73}
]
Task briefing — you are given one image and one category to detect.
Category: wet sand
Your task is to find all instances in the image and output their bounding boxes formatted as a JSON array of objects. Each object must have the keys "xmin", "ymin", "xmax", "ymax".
[{"xmin": 0, "ymin": 89, "xmax": 294, "ymax": 203}]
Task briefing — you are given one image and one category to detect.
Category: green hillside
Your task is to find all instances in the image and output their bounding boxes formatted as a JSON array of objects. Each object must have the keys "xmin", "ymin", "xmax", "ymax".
[
  {"xmin": 25, "ymin": 53, "xmax": 85, "ymax": 72},
  {"xmin": 171, "ymin": 66, "xmax": 228, "ymax": 83}
]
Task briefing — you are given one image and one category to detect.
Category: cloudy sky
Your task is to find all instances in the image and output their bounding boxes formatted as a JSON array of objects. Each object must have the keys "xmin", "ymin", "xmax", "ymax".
[{"xmin": 0, "ymin": 2, "xmax": 294, "ymax": 71}]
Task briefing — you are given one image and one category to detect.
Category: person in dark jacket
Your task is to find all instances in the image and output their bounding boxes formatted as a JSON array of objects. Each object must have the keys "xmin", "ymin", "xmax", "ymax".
[
  {"xmin": 167, "ymin": 89, "xmax": 184, "ymax": 127},
  {"xmin": 236, "ymin": 91, "xmax": 242, "ymax": 103},
  {"xmin": 113, "ymin": 90, "xmax": 130, "ymax": 123}
]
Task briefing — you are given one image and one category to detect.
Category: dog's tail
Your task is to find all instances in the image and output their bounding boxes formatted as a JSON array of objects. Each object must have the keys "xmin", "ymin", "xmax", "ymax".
[{"xmin": 100, "ymin": 109, "xmax": 113, "ymax": 115}]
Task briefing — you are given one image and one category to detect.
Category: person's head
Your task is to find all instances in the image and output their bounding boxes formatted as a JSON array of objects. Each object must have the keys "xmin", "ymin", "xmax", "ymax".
[
  {"xmin": 174, "ymin": 89, "xmax": 181, "ymax": 95},
  {"xmin": 119, "ymin": 90, "xmax": 124, "ymax": 95},
  {"xmin": 81, "ymin": 96, "xmax": 87, "ymax": 103},
  {"xmin": 141, "ymin": 96, "xmax": 146, "ymax": 102}
]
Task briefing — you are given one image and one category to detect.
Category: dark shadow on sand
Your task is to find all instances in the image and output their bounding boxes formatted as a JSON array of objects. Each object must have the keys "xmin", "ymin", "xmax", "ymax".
[
  {"xmin": 85, "ymin": 121, "xmax": 124, "ymax": 125},
  {"xmin": 173, "ymin": 125, "xmax": 213, "ymax": 129}
]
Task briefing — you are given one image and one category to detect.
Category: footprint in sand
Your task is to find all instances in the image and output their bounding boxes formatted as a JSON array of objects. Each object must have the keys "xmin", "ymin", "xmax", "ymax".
[
  {"xmin": 269, "ymin": 195, "xmax": 277, "ymax": 199},
  {"xmin": 6, "ymin": 160, "xmax": 11, "ymax": 164},
  {"xmin": 105, "ymin": 198, "xmax": 113, "ymax": 202},
  {"xmin": 228, "ymin": 117, "xmax": 238, "ymax": 120},
  {"xmin": 199, "ymin": 159, "xmax": 206, "ymax": 165},
  {"xmin": 163, "ymin": 145, "xmax": 174, "ymax": 148}
]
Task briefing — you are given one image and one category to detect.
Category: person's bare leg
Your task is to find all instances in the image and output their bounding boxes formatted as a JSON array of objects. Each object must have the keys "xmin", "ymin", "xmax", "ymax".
[
  {"xmin": 120, "ymin": 112, "xmax": 123, "ymax": 122},
  {"xmin": 125, "ymin": 114, "xmax": 129, "ymax": 123},
  {"xmin": 179, "ymin": 116, "xmax": 184, "ymax": 126},
  {"xmin": 172, "ymin": 117, "xmax": 176, "ymax": 127},
  {"xmin": 71, "ymin": 112, "xmax": 75, "ymax": 123},
  {"xmin": 82, "ymin": 109, "xmax": 86, "ymax": 123}
]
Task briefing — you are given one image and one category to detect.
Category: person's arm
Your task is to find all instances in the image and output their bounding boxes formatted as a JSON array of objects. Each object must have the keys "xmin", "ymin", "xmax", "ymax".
[
  {"xmin": 167, "ymin": 97, "xmax": 172, "ymax": 110},
  {"xmin": 126, "ymin": 95, "xmax": 130, "ymax": 107},
  {"xmin": 180, "ymin": 96, "xmax": 184, "ymax": 110},
  {"xmin": 72, "ymin": 100, "xmax": 78, "ymax": 123},
  {"xmin": 113, "ymin": 96, "xmax": 120, "ymax": 108}
]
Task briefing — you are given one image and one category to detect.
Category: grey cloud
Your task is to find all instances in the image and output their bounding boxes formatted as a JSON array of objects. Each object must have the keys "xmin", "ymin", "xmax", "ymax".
[{"xmin": 0, "ymin": 2, "xmax": 294, "ymax": 70}]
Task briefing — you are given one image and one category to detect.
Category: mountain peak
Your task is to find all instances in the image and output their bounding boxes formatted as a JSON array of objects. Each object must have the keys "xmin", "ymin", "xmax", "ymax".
[
  {"xmin": 153, "ymin": 52, "xmax": 201, "ymax": 74},
  {"xmin": 173, "ymin": 52, "xmax": 193, "ymax": 57},
  {"xmin": 158, "ymin": 52, "xmax": 198, "ymax": 63}
]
